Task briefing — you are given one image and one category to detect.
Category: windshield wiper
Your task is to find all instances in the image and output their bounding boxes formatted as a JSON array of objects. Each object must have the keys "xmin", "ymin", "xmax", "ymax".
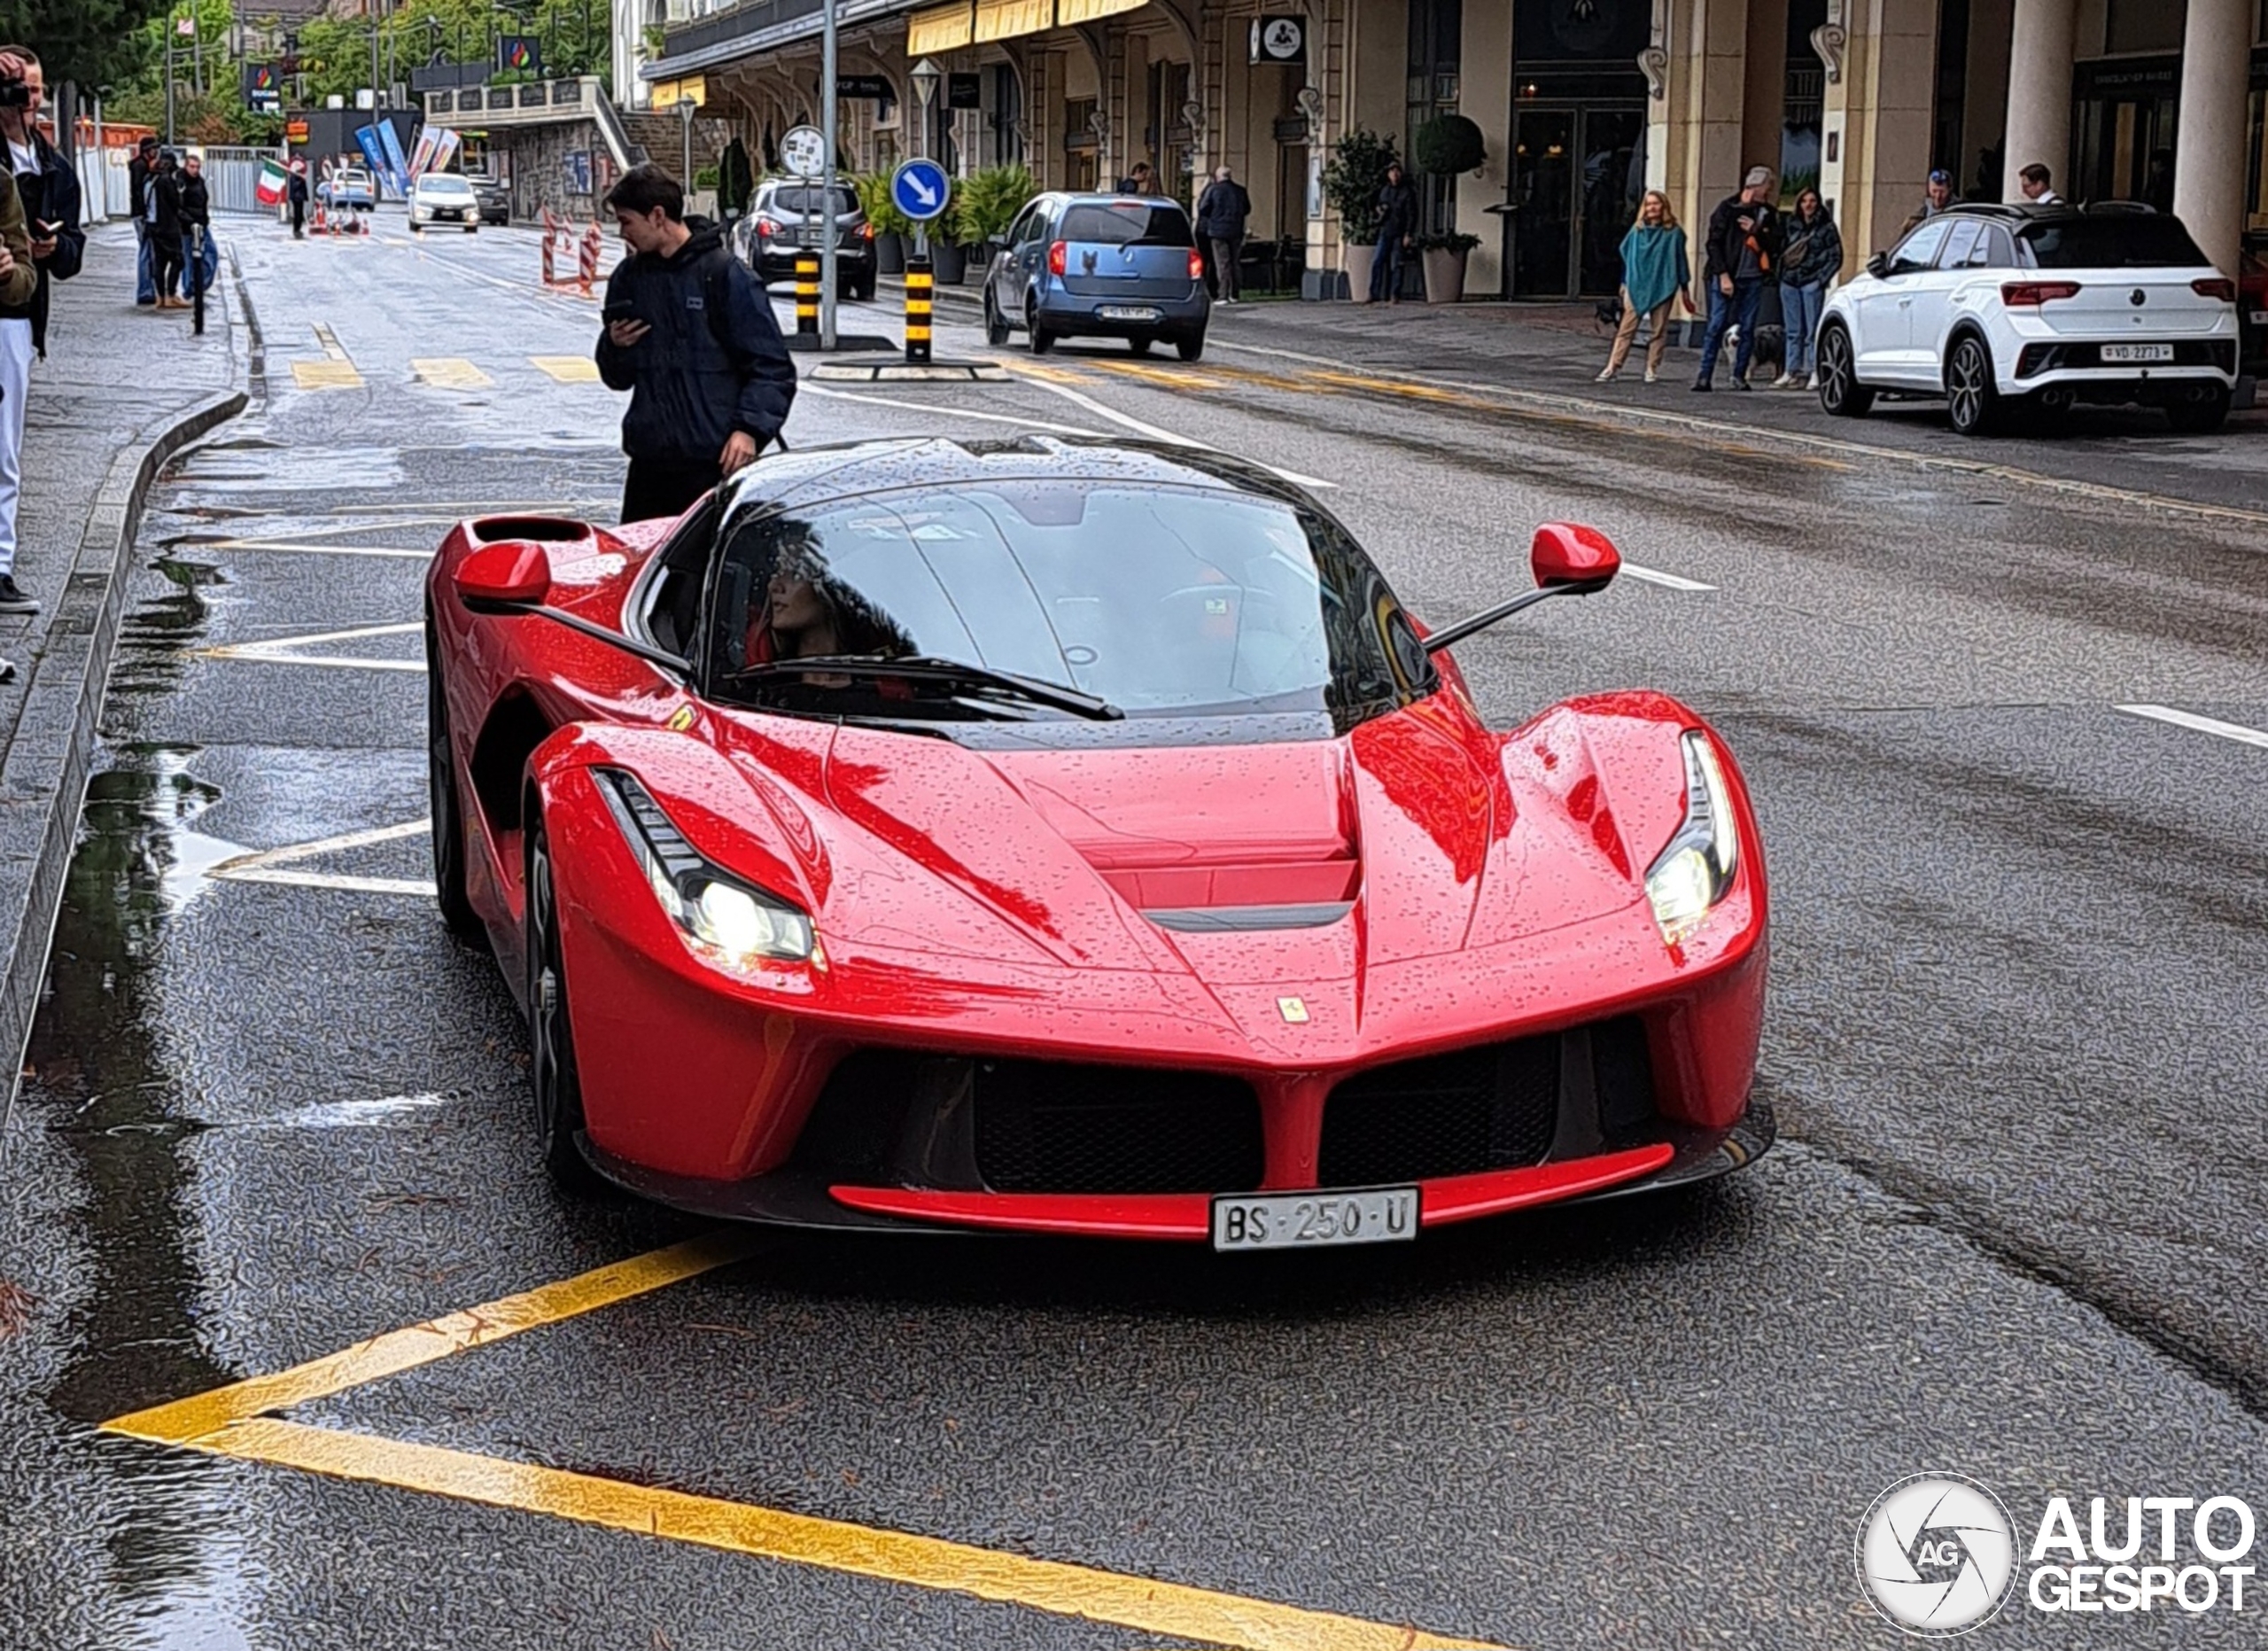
[{"xmin": 726, "ymin": 655, "xmax": 1123, "ymax": 720}]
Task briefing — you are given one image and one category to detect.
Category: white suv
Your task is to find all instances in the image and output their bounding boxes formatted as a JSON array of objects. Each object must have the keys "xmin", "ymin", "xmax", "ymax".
[{"xmin": 1815, "ymin": 204, "xmax": 2239, "ymax": 435}]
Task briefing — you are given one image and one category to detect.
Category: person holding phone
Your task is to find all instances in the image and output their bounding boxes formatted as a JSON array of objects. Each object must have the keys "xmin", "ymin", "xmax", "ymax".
[
  {"xmin": 1693, "ymin": 165, "xmax": 1779, "ymax": 392},
  {"xmin": 594, "ymin": 163, "xmax": 796, "ymax": 523},
  {"xmin": 0, "ymin": 45, "xmax": 77, "ymax": 618}
]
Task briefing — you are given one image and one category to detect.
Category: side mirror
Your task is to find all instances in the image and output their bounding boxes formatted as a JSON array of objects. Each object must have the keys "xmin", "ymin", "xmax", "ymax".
[
  {"xmin": 1867, "ymin": 250, "xmax": 1892, "ymax": 279},
  {"xmin": 455, "ymin": 540, "xmax": 550, "ymax": 610},
  {"xmin": 1530, "ymin": 522, "xmax": 1619, "ymax": 591}
]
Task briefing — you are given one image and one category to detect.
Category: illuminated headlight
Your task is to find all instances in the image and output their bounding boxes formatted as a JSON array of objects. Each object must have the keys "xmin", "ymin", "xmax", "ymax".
[
  {"xmin": 1643, "ymin": 732, "xmax": 1740, "ymax": 946},
  {"xmin": 594, "ymin": 769, "xmax": 816, "ymax": 975}
]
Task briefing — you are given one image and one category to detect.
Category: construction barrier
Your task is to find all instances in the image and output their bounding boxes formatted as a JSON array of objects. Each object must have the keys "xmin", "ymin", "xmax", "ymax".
[
  {"xmin": 538, "ymin": 209, "xmax": 592, "ymax": 292},
  {"xmin": 579, "ymin": 221, "xmax": 602, "ymax": 292},
  {"xmin": 794, "ymin": 255, "xmax": 819, "ymax": 337},
  {"xmin": 904, "ymin": 259, "xmax": 932, "ymax": 364}
]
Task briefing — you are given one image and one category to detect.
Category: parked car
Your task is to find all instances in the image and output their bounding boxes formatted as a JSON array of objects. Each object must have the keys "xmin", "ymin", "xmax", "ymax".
[
  {"xmin": 732, "ymin": 180, "xmax": 875, "ymax": 300},
  {"xmin": 466, "ymin": 174, "xmax": 512, "ymax": 227},
  {"xmin": 409, "ymin": 172, "xmax": 480, "ymax": 233},
  {"xmin": 316, "ymin": 167, "xmax": 376, "ymax": 213},
  {"xmin": 1815, "ymin": 202, "xmax": 2240, "ymax": 435},
  {"xmin": 983, "ymin": 193, "xmax": 1210, "ymax": 361}
]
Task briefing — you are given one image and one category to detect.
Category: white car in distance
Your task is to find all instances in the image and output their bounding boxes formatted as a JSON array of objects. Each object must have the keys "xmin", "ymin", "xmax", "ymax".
[
  {"xmin": 409, "ymin": 172, "xmax": 481, "ymax": 234},
  {"xmin": 1815, "ymin": 204, "xmax": 2239, "ymax": 435}
]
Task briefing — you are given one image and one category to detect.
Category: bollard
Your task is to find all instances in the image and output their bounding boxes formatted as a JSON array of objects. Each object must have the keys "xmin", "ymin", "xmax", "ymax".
[
  {"xmin": 540, "ymin": 208, "xmax": 560, "ymax": 286},
  {"xmin": 579, "ymin": 221, "xmax": 602, "ymax": 293},
  {"xmin": 794, "ymin": 255, "xmax": 820, "ymax": 338},
  {"xmin": 904, "ymin": 258, "xmax": 932, "ymax": 365}
]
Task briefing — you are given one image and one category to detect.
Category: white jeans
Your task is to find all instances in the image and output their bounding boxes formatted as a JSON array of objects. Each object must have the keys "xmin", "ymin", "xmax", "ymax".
[{"xmin": 0, "ymin": 319, "xmax": 29, "ymax": 579}]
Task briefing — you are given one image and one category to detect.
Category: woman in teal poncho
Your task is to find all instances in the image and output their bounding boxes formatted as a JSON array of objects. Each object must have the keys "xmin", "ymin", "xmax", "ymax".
[{"xmin": 1597, "ymin": 190, "xmax": 1690, "ymax": 384}]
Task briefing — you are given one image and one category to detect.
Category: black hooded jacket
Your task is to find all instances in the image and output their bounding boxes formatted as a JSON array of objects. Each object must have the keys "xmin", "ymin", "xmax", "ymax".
[
  {"xmin": 594, "ymin": 218, "xmax": 796, "ymax": 467},
  {"xmin": 0, "ymin": 128, "xmax": 84, "ymax": 355}
]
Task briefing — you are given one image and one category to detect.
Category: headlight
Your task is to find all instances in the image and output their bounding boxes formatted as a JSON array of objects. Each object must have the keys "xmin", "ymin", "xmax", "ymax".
[
  {"xmin": 1643, "ymin": 731, "xmax": 1740, "ymax": 946},
  {"xmin": 594, "ymin": 769, "xmax": 817, "ymax": 976}
]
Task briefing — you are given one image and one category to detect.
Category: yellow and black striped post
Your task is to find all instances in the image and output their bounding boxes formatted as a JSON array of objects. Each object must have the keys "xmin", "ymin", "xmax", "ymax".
[
  {"xmin": 904, "ymin": 259, "xmax": 934, "ymax": 365},
  {"xmin": 794, "ymin": 255, "xmax": 820, "ymax": 338}
]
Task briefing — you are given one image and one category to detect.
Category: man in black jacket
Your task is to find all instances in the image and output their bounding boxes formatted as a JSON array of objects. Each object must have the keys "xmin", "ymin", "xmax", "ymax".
[
  {"xmin": 287, "ymin": 161, "xmax": 309, "ymax": 238},
  {"xmin": 177, "ymin": 153, "xmax": 216, "ymax": 301},
  {"xmin": 1195, "ymin": 166, "xmax": 1251, "ymax": 303},
  {"xmin": 147, "ymin": 151, "xmax": 186, "ymax": 310},
  {"xmin": 594, "ymin": 164, "xmax": 796, "ymax": 523},
  {"xmin": 1369, "ymin": 162, "xmax": 1419, "ymax": 303},
  {"xmin": 1693, "ymin": 165, "xmax": 1780, "ymax": 391},
  {"xmin": 128, "ymin": 136, "xmax": 158, "ymax": 304}
]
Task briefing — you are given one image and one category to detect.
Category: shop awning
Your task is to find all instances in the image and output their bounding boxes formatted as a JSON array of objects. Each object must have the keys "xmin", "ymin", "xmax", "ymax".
[
  {"xmin": 974, "ymin": 0, "xmax": 1055, "ymax": 43},
  {"xmin": 907, "ymin": 0, "xmax": 974, "ymax": 52},
  {"xmin": 1054, "ymin": 0, "xmax": 1144, "ymax": 23}
]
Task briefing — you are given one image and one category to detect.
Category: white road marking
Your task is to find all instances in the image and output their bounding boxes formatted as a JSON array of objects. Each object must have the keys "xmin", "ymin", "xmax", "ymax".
[
  {"xmin": 2115, "ymin": 705, "xmax": 2268, "ymax": 751},
  {"xmin": 241, "ymin": 1093, "xmax": 454, "ymax": 1130},
  {"xmin": 1012, "ymin": 374, "xmax": 1340, "ymax": 489},
  {"xmin": 1619, "ymin": 565, "xmax": 1715, "ymax": 592},
  {"xmin": 802, "ymin": 383, "xmax": 1107, "ymax": 439},
  {"xmin": 198, "ymin": 620, "xmax": 425, "ymax": 673},
  {"xmin": 210, "ymin": 539, "xmax": 432, "ymax": 559},
  {"xmin": 207, "ymin": 820, "xmax": 437, "ymax": 897}
]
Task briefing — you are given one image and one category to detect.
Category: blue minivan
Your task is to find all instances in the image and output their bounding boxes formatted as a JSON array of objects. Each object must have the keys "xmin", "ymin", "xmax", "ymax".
[{"xmin": 983, "ymin": 193, "xmax": 1211, "ymax": 360}]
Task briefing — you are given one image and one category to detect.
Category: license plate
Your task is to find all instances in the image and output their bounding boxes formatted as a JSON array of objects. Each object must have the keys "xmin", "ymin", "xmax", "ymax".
[
  {"xmin": 2101, "ymin": 342, "xmax": 2174, "ymax": 363},
  {"xmin": 1212, "ymin": 1187, "xmax": 1418, "ymax": 1251},
  {"xmin": 1098, "ymin": 304, "xmax": 1162, "ymax": 322}
]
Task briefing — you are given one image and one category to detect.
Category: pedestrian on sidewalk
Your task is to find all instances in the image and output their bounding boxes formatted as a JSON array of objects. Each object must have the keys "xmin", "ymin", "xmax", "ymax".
[
  {"xmin": 2016, "ymin": 163, "xmax": 2060, "ymax": 205},
  {"xmin": 1899, "ymin": 169, "xmax": 1954, "ymax": 238},
  {"xmin": 1597, "ymin": 189, "xmax": 1688, "ymax": 384},
  {"xmin": 1195, "ymin": 166, "xmax": 1250, "ymax": 304},
  {"xmin": 287, "ymin": 161, "xmax": 309, "ymax": 238},
  {"xmin": 177, "ymin": 154, "xmax": 217, "ymax": 302},
  {"xmin": 0, "ymin": 43, "xmax": 85, "ymax": 367},
  {"xmin": 0, "ymin": 93, "xmax": 43, "ymax": 630},
  {"xmin": 1116, "ymin": 161, "xmax": 1155, "ymax": 194},
  {"xmin": 594, "ymin": 163, "xmax": 796, "ymax": 524},
  {"xmin": 146, "ymin": 151, "xmax": 187, "ymax": 310},
  {"xmin": 1775, "ymin": 187, "xmax": 1840, "ymax": 388},
  {"xmin": 1694, "ymin": 165, "xmax": 1779, "ymax": 392},
  {"xmin": 1370, "ymin": 162, "xmax": 1419, "ymax": 304},
  {"xmin": 128, "ymin": 136, "xmax": 159, "ymax": 305}
]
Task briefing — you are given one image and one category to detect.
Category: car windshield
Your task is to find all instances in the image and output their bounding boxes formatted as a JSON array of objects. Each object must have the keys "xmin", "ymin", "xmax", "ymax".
[
  {"xmin": 2020, "ymin": 216, "xmax": 2209, "ymax": 269},
  {"xmin": 421, "ymin": 176, "xmax": 474, "ymax": 196},
  {"xmin": 768, "ymin": 186, "xmax": 858, "ymax": 215},
  {"xmin": 1060, "ymin": 202, "xmax": 1194, "ymax": 248},
  {"xmin": 703, "ymin": 480, "xmax": 1429, "ymax": 730}
]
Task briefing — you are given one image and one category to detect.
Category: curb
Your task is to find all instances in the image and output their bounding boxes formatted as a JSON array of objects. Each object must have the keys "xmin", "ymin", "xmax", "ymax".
[{"xmin": 0, "ymin": 385, "xmax": 249, "ymax": 1125}]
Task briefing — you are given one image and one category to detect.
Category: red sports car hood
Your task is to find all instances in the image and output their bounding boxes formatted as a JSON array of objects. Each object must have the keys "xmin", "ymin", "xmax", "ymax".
[{"xmin": 698, "ymin": 696, "xmax": 1667, "ymax": 1002}]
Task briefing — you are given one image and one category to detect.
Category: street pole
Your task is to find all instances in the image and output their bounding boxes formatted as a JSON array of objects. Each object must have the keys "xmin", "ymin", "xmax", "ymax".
[
  {"xmin": 164, "ymin": 32, "xmax": 175, "ymax": 146},
  {"xmin": 819, "ymin": 0, "xmax": 838, "ymax": 348}
]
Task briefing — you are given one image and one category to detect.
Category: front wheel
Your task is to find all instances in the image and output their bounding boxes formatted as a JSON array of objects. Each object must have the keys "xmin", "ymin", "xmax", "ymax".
[
  {"xmin": 2165, "ymin": 385, "xmax": 2232, "ymax": 434},
  {"xmin": 1945, "ymin": 336, "xmax": 2001, "ymax": 436},
  {"xmin": 1176, "ymin": 330, "xmax": 1206, "ymax": 362},
  {"xmin": 854, "ymin": 272, "xmax": 876, "ymax": 302},
  {"xmin": 1815, "ymin": 323, "xmax": 1872, "ymax": 417},
  {"xmin": 983, "ymin": 292, "xmax": 1012, "ymax": 347},
  {"xmin": 525, "ymin": 819, "xmax": 598, "ymax": 1191}
]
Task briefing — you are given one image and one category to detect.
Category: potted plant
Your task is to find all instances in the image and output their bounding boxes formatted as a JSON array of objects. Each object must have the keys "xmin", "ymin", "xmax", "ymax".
[
  {"xmin": 855, "ymin": 170, "xmax": 911, "ymax": 275},
  {"xmin": 1412, "ymin": 113, "xmax": 1486, "ymax": 179},
  {"xmin": 1320, "ymin": 128, "xmax": 1398, "ymax": 301},
  {"xmin": 1418, "ymin": 230, "xmax": 1481, "ymax": 303},
  {"xmin": 949, "ymin": 163, "xmax": 1035, "ymax": 284}
]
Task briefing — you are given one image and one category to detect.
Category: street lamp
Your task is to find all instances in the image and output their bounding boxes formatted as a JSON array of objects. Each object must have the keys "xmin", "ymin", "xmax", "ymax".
[{"xmin": 908, "ymin": 56, "xmax": 941, "ymax": 163}]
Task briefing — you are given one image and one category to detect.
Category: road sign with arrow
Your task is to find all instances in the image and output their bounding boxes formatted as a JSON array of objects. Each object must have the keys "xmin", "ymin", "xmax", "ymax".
[{"xmin": 889, "ymin": 159, "xmax": 951, "ymax": 223}]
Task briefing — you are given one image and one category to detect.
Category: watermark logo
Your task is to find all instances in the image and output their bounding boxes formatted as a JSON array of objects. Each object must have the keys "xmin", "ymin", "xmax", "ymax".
[{"xmin": 1856, "ymin": 1474, "xmax": 2019, "ymax": 1637}]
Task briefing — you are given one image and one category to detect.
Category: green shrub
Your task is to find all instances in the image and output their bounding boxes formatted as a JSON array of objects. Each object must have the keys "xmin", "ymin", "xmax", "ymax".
[
  {"xmin": 854, "ymin": 170, "xmax": 913, "ymax": 237},
  {"xmin": 949, "ymin": 163, "xmax": 1036, "ymax": 246},
  {"xmin": 1417, "ymin": 230, "xmax": 1481, "ymax": 253},
  {"xmin": 1414, "ymin": 114, "xmax": 1486, "ymax": 176},
  {"xmin": 1320, "ymin": 128, "xmax": 1398, "ymax": 241}
]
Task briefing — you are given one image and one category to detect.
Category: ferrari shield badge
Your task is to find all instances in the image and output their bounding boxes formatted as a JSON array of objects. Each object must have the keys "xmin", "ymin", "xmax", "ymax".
[
  {"xmin": 1277, "ymin": 996, "xmax": 1309, "ymax": 1024},
  {"xmin": 666, "ymin": 704, "xmax": 695, "ymax": 732}
]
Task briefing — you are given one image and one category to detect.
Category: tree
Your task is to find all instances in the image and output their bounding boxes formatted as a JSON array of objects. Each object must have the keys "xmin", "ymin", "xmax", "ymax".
[{"xmin": 0, "ymin": 0, "xmax": 167, "ymax": 92}]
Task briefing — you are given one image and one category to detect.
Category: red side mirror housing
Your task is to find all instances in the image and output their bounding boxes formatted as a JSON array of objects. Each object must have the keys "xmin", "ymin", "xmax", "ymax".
[
  {"xmin": 455, "ymin": 541, "xmax": 551, "ymax": 608},
  {"xmin": 1531, "ymin": 522, "xmax": 1620, "ymax": 589}
]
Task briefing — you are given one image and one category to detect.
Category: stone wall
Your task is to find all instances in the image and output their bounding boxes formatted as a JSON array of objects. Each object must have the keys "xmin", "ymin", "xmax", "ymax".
[{"xmin": 493, "ymin": 118, "xmax": 612, "ymax": 224}]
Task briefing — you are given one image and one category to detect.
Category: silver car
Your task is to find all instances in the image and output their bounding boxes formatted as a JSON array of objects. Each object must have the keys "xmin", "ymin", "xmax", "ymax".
[{"xmin": 983, "ymin": 193, "xmax": 1211, "ymax": 361}]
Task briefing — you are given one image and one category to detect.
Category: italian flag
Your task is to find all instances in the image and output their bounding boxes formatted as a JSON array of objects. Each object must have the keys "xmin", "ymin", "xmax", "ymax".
[{"xmin": 255, "ymin": 157, "xmax": 289, "ymax": 206}]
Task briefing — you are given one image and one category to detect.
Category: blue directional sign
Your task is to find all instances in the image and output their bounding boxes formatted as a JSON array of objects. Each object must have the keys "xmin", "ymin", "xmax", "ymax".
[{"xmin": 890, "ymin": 159, "xmax": 952, "ymax": 224}]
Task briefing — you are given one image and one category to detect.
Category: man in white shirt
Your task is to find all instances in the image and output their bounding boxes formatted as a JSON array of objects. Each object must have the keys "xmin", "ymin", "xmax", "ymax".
[{"xmin": 2017, "ymin": 163, "xmax": 2062, "ymax": 206}]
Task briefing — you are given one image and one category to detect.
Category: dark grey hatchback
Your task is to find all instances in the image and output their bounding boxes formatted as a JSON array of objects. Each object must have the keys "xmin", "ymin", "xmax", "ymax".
[{"xmin": 983, "ymin": 193, "xmax": 1211, "ymax": 360}]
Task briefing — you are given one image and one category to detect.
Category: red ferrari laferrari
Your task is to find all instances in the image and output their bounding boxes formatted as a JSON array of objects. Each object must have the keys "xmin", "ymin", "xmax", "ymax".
[{"xmin": 425, "ymin": 438, "xmax": 1768, "ymax": 1249}]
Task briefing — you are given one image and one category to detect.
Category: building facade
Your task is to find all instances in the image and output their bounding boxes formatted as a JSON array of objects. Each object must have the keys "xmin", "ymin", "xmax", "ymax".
[{"xmin": 631, "ymin": 0, "xmax": 2268, "ymax": 292}]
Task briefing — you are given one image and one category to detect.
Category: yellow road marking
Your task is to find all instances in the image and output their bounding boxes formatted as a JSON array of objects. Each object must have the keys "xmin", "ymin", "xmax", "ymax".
[
  {"xmin": 412, "ymin": 356, "xmax": 494, "ymax": 389},
  {"xmin": 312, "ymin": 321, "xmax": 352, "ymax": 362},
  {"xmin": 175, "ymin": 1420, "xmax": 1506, "ymax": 1651},
  {"xmin": 104, "ymin": 1233, "xmax": 757, "ymax": 1447},
  {"xmin": 530, "ymin": 354, "xmax": 602, "ymax": 383},
  {"xmin": 290, "ymin": 360, "xmax": 365, "ymax": 390}
]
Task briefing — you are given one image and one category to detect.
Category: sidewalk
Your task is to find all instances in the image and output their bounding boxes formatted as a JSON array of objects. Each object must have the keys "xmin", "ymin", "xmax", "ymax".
[{"xmin": 0, "ymin": 224, "xmax": 246, "ymax": 1112}]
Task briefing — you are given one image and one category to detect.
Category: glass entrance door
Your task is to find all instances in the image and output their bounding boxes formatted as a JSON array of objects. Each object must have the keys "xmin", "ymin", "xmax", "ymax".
[
  {"xmin": 1510, "ymin": 105, "xmax": 1645, "ymax": 298},
  {"xmin": 1511, "ymin": 107, "xmax": 1574, "ymax": 297},
  {"xmin": 1575, "ymin": 108, "xmax": 1645, "ymax": 296}
]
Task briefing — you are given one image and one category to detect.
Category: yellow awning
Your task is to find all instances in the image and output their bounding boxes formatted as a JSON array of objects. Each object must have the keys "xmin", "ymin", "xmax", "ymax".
[
  {"xmin": 907, "ymin": 1, "xmax": 974, "ymax": 53},
  {"xmin": 650, "ymin": 75, "xmax": 705, "ymax": 110},
  {"xmin": 974, "ymin": 0, "xmax": 1054, "ymax": 43},
  {"xmin": 1054, "ymin": 0, "xmax": 1143, "ymax": 23}
]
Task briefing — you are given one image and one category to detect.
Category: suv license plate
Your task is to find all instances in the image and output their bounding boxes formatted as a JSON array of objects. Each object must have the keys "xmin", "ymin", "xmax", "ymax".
[
  {"xmin": 2101, "ymin": 343, "xmax": 2174, "ymax": 363},
  {"xmin": 1098, "ymin": 305, "xmax": 1162, "ymax": 322},
  {"xmin": 1212, "ymin": 1188, "xmax": 1418, "ymax": 1251}
]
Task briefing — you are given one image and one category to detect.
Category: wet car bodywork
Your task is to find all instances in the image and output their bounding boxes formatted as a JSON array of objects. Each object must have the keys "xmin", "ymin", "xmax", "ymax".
[{"xmin": 423, "ymin": 438, "xmax": 1770, "ymax": 1241}]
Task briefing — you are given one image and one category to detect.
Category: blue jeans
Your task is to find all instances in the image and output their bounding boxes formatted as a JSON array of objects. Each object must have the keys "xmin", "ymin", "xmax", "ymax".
[
  {"xmin": 180, "ymin": 230, "xmax": 219, "ymax": 298},
  {"xmin": 1696, "ymin": 278, "xmax": 1765, "ymax": 383},
  {"xmin": 135, "ymin": 221, "xmax": 157, "ymax": 303},
  {"xmin": 1780, "ymin": 279, "xmax": 1826, "ymax": 375},
  {"xmin": 1368, "ymin": 231, "xmax": 1405, "ymax": 301}
]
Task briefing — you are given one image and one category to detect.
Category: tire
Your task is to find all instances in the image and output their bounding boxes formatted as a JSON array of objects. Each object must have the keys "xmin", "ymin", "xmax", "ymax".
[
  {"xmin": 1026, "ymin": 297, "xmax": 1055, "ymax": 355},
  {"xmin": 1175, "ymin": 330, "xmax": 1206, "ymax": 362},
  {"xmin": 525, "ymin": 818, "xmax": 599, "ymax": 1191},
  {"xmin": 983, "ymin": 292, "xmax": 1011, "ymax": 347},
  {"xmin": 854, "ymin": 272, "xmax": 877, "ymax": 302},
  {"xmin": 2165, "ymin": 385, "xmax": 2232, "ymax": 434},
  {"xmin": 1127, "ymin": 333, "xmax": 1154, "ymax": 356},
  {"xmin": 1945, "ymin": 335, "xmax": 2001, "ymax": 436},
  {"xmin": 425, "ymin": 626, "xmax": 486, "ymax": 947},
  {"xmin": 1815, "ymin": 323, "xmax": 1872, "ymax": 417}
]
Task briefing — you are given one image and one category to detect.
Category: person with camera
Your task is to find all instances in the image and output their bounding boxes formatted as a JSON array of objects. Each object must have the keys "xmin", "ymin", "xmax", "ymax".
[
  {"xmin": 594, "ymin": 163, "xmax": 795, "ymax": 523},
  {"xmin": 0, "ymin": 47, "xmax": 60, "ymax": 619},
  {"xmin": 177, "ymin": 152, "xmax": 215, "ymax": 302}
]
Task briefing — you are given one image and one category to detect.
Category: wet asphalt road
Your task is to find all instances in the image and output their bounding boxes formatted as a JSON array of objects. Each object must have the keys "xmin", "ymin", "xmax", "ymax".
[{"xmin": 2, "ymin": 211, "xmax": 2264, "ymax": 1651}]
